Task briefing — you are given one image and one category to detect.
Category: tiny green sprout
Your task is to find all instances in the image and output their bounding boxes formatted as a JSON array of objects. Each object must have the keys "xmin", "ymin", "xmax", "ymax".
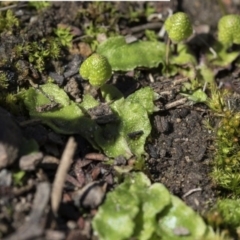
[
  {"xmin": 79, "ymin": 53, "xmax": 112, "ymax": 87},
  {"xmin": 164, "ymin": 12, "xmax": 193, "ymax": 43},
  {"xmin": 218, "ymin": 14, "xmax": 240, "ymax": 47}
]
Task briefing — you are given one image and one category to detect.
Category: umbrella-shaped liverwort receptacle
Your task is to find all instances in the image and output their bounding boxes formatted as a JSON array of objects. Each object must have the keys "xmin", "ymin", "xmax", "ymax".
[
  {"xmin": 218, "ymin": 14, "xmax": 240, "ymax": 47},
  {"xmin": 79, "ymin": 53, "xmax": 112, "ymax": 88},
  {"xmin": 164, "ymin": 12, "xmax": 193, "ymax": 44},
  {"xmin": 164, "ymin": 12, "xmax": 193, "ymax": 65}
]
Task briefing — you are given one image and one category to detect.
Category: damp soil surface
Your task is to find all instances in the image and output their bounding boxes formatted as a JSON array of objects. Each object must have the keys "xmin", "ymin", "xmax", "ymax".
[{"xmin": 1, "ymin": 1, "xmax": 240, "ymax": 239}]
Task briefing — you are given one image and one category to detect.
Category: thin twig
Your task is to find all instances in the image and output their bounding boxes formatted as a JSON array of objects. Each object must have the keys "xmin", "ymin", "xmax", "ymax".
[
  {"xmin": 13, "ymin": 180, "xmax": 35, "ymax": 197},
  {"xmin": 84, "ymin": 153, "xmax": 108, "ymax": 161},
  {"xmin": 130, "ymin": 22, "xmax": 163, "ymax": 34},
  {"xmin": 19, "ymin": 119, "xmax": 42, "ymax": 127},
  {"xmin": 165, "ymin": 37, "xmax": 171, "ymax": 66},
  {"xmin": 0, "ymin": 3, "xmax": 27, "ymax": 12},
  {"xmin": 5, "ymin": 182, "xmax": 50, "ymax": 240},
  {"xmin": 172, "ymin": 77, "xmax": 189, "ymax": 86},
  {"xmin": 159, "ymin": 90, "xmax": 173, "ymax": 95},
  {"xmin": 51, "ymin": 137, "xmax": 77, "ymax": 215},
  {"xmin": 164, "ymin": 98, "xmax": 188, "ymax": 110},
  {"xmin": 182, "ymin": 187, "xmax": 202, "ymax": 198},
  {"xmin": 148, "ymin": 73, "xmax": 155, "ymax": 83}
]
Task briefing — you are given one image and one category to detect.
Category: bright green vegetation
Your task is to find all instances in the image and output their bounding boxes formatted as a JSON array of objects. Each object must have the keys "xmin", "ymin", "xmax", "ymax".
[
  {"xmin": 28, "ymin": 1, "xmax": 51, "ymax": 11},
  {"xmin": 1, "ymin": 3, "xmax": 240, "ymax": 237},
  {"xmin": 92, "ymin": 172, "xmax": 216, "ymax": 240},
  {"xmin": 164, "ymin": 12, "xmax": 193, "ymax": 43},
  {"xmin": 23, "ymin": 83, "xmax": 157, "ymax": 163},
  {"xmin": 212, "ymin": 110, "xmax": 240, "ymax": 195},
  {"xmin": 218, "ymin": 14, "xmax": 240, "ymax": 47},
  {"xmin": 97, "ymin": 36, "xmax": 165, "ymax": 71},
  {"xmin": 0, "ymin": 9, "xmax": 19, "ymax": 33},
  {"xmin": 54, "ymin": 26, "xmax": 73, "ymax": 47},
  {"xmin": 80, "ymin": 53, "xmax": 112, "ymax": 87}
]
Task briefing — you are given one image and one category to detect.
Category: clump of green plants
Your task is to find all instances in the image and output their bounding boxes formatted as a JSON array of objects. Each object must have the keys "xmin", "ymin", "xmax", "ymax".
[
  {"xmin": 83, "ymin": 22, "xmax": 117, "ymax": 51},
  {"xmin": 0, "ymin": 10, "xmax": 19, "ymax": 33},
  {"xmin": 54, "ymin": 26, "xmax": 73, "ymax": 47},
  {"xmin": 216, "ymin": 199, "xmax": 240, "ymax": 228},
  {"xmin": 204, "ymin": 100, "xmax": 240, "ymax": 235},
  {"xmin": 0, "ymin": 72, "xmax": 9, "ymax": 90},
  {"xmin": 211, "ymin": 110, "xmax": 240, "ymax": 195},
  {"xmin": 125, "ymin": 2, "xmax": 155, "ymax": 23},
  {"xmin": 78, "ymin": 1, "xmax": 118, "ymax": 25},
  {"xmin": 0, "ymin": 92, "xmax": 25, "ymax": 115},
  {"xmin": 28, "ymin": 1, "xmax": 51, "ymax": 11},
  {"xmin": 206, "ymin": 14, "xmax": 240, "ymax": 68},
  {"xmin": 78, "ymin": 2, "xmax": 120, "ymax": 51},
  {"xmin": 92, "ymin": 172, "xmax": 216, "ymax": 240},
  {"xmin": 6, "ymin": 38, "xmax": 61, "ymax": 74},
  {"xmin": 23, "ymin": 81, "xmax": 157, "ymax": 165}
]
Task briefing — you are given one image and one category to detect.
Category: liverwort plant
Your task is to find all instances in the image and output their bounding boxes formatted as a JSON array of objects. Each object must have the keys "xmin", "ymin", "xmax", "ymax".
[
  {"xmin": 164, "ymin": 12, "xmax": 193, "ymax": 64},
  {"xmin": 80, "ymin": 53, "xmax": 112, "ymax": 101},
  {"xmin": 92, "ymin": 172, "xmax": 215, "ymax": 240},
  {"xmin": 206, "ymin": 14, "xmax": 240, "ymax": 67}
]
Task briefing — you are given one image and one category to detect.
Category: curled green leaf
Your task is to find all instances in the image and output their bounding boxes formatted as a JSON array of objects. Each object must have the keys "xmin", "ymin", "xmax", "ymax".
[{"xmin": 97, "ymin": 36, "xmax": 165, "ymax": 71}]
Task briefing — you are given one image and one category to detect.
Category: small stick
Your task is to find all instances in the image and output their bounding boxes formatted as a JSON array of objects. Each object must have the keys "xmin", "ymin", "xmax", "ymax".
[
  {"xmin": 130, "ymin": 22, "xmax": 163, "ymax": 34},
  {"xmin": 19, "ymin": 119, "xmax": 42, "ymax": 127},
  {"xmin": 182, "ymin": 187, "xmax": 202, "ymax": 198},
  {"xmin": 159, "ymin": 90, "xmax": 173, "ymax": 95},
  {"xmin": 148, "ymin": 73, "xmax": 155, "ymax": 83},
  {"xmin": 0, "ymin": 3, "xmax": 27, "ymax": 12},
  {"xmin": 172, "ymin": 77, "xmax": 189, "ymax": 86},
  {"xmin": 84, "ymin": 153, "xmax": 108, "ymax": 161},
  {"xmin": 164, "ymin": 98, "xmax": 187, "ymax": 110},
  {"xmin": 165, "ymin": 38, "xmax": 171, "ymax": 66},
  {"xmin": 51, "ymin": 137, "xmax": 77, "ymax": 215}
]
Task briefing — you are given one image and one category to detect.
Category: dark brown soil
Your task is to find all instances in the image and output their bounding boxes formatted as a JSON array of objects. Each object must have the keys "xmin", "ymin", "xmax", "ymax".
[{"xmin": 1, "ymin": 1, "xmax": 240, "ymax": 239}]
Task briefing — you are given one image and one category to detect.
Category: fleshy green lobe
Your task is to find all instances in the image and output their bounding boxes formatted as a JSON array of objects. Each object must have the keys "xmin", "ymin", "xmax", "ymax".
[
  {"xmin": 97, "ymin": 36, "xmax": 165, "ymax": 71},
  {"xmin": 92, "ymin": 172, "xmax": 215, "ymax": 240}
]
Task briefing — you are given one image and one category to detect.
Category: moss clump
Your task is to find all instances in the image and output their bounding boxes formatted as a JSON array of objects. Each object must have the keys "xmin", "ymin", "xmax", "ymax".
[
  {"xmin": 0, "ymin": 10, "xmax": 19, "ymax": 33},
  {"xmin": 211, "ymin": 110, "xmax": 240, "ymax": 195}
]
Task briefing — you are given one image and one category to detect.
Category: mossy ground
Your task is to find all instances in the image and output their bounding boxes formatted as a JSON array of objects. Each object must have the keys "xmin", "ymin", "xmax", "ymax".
[{"xmin": 1, "ymin": 1, "xmax": 240, "ymax": 239}]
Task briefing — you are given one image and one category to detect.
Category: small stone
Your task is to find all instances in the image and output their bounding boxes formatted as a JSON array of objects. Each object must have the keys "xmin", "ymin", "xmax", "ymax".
[
  {"xmin": 73, "ymin": 181, "xmax": 107, "ymax": 209},
  {"xmin": 0, "ymin": 107, "xmax": 23, "ymax": 169},
  {"xmin": 19, "ymin": 152, "xmax": 43, "ymax": 171}
]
